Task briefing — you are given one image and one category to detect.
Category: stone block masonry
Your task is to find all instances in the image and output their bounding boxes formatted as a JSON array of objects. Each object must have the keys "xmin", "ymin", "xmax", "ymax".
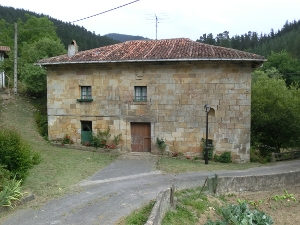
[{"xmin": 47, "ymin": 61, "xmax": 252, "ymax": 162}]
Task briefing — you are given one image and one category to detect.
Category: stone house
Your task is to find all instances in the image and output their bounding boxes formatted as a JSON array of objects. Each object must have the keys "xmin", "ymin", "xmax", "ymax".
[
  {"xmin": 0, "ymin": 46, "xmax": 10, "ymax": 88},
  {"xmin": 37, "ymin": 38, "xmax": 265, "ymax": 162}
]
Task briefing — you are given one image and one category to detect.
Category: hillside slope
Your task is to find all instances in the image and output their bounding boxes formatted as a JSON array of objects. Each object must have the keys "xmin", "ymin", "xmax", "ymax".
[
  {"xmin": 105, "ymin": 33, "xmax": 149, "ymax": 42},
  {"xmin": 0, "ymin": 5, "xmax": 118, "ymax": 50}
]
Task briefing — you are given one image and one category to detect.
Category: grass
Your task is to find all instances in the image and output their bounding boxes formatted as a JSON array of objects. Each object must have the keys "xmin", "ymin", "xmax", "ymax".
[
  {"xmin": 157, "ymin": 157, "xmax": 262, "ymax": 174},
  {"xmin": 116, "ymin": 201, "xmax": 155, "ymax": 225},
  {"xmin": 0, "ymin": 95, "xmax": 118, "ymax": 205},
  {"xmin": 162, "ymin": 187, "xmax": 215, "ymax": 225},
  {"xmin": 119, "ymin": 187, "xmax": 223, "ymax": 225}
]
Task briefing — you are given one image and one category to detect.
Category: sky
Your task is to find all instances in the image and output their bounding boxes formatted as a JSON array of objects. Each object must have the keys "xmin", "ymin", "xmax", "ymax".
[{"xmin": 1, "ymin": 0, "xmax": 300, "ymax": 41}]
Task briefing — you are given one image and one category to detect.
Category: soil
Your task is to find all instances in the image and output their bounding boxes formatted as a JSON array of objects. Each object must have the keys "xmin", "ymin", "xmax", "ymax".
[{"xmin": 198, "ymin": 187, "xmax": 300, "ymax": 225}]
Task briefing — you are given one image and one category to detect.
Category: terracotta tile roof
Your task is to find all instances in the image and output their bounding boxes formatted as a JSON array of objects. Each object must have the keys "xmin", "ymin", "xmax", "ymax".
[
  {"xmin": 37, "ymin": 38, "xmax": 265, "ymax": 65},
  {"xmin": 0, "ymin": 46, "xmax": 10, "ymax": 52}
]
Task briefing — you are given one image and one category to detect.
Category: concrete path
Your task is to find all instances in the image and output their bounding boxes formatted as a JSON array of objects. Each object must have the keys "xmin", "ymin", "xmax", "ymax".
[{"xmin": 0, "ymin": 155, "xmax": 299, "ymax": 225}]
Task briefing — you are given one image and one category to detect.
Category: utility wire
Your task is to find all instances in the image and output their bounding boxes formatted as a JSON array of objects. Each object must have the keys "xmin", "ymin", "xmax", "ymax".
[
  {"xmin": 21, "ymin": 0, "xmax": 141, "ymax": 31},
  {"xmin": 70, "ymin": 0, "xmax": 140, "ymax": 24}
]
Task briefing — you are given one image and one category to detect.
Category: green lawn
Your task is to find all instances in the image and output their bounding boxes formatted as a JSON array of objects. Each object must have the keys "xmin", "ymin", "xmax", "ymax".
[
  {"xmin": 0, "ymin": 96, "xmax": 118, "ymax": 206},
  {"xmin": 157, "ymin": 157, "xmax": 262, "ymax": 174}
]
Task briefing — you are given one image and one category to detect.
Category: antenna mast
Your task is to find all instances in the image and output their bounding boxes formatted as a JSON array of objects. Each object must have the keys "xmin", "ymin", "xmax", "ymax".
[
  {"xmin": 155, "ymin": 15, "xmax": 158, "ymax": 40},
  {"xmin": 145, "ymin": 13, "xmax": 168, "ymax": 40}
]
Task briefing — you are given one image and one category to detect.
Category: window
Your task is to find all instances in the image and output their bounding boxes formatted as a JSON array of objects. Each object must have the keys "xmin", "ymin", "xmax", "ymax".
[
  {"xmin": 81, "ymin": 86, "xmax": 92, "ymax": 99},
  {"xmin": 77, "ymin": 86, "xmax": 92, "ymax": 102},
  {"xmin": 135, "ymin": 86, "xmax": 147, "ymax": 102}
]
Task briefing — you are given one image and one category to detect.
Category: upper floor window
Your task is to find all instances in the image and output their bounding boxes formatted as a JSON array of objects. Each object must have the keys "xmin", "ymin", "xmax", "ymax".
[
  {"xmin": 77, "ymin": 86, "xmax": 93, "ymax": 102},
  {"xmin": 134, "ymin": 86, "xmax": 147, "ymax": 102},
  {"xmin": 81, "ymin": 86, "xmax": 92, "ymax": 99}
]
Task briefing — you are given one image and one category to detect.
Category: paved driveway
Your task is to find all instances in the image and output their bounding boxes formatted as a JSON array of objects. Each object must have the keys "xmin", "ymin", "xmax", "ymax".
[{"xmin": 1, "ymin": 155, "xmax": 299, "ymax": 225}]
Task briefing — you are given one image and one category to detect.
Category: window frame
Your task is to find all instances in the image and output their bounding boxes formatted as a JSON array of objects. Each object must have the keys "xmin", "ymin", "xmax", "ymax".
[
  {"xmin": 77, "ymin": 86, "xmax": 93, "ymax": 102},
  {"xmin": 134, "ymin": 86, "xmax": 147, "ymax": 102}
]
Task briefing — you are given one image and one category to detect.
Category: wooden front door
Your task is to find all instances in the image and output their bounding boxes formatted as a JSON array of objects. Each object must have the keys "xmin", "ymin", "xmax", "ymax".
[{"xmin": 131, "ymin": 123, "xmax": 151, "ymax": 152}]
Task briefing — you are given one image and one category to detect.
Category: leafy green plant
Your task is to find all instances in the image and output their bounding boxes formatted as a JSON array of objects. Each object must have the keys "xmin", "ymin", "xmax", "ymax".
[
  {"xmin": 205, "ymin": 202, "xmax": 273, "ymax": 225},
  {"xmin": 0, "ymin": 176, "xmax": 23, "ymax": 208},
  {"xmin": 91, "ymin": 126, "xmax": 111, "ymax": 149},
  {"xmin": 113, "ymin": 133, "xmax": 122, "ymax": 146},
  {"xmin": 156, "ymin": 137, "xmax": 167, "ymax": 153},
  {"xmin": 0, "ymin": 128, "xmax": 41, "ymax": 180}
]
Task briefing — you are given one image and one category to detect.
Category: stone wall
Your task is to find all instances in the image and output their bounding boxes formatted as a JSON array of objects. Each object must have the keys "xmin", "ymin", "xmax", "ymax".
[{"xmin": 47, "ymin": 61, "xmax": 252, "ymax": 162}]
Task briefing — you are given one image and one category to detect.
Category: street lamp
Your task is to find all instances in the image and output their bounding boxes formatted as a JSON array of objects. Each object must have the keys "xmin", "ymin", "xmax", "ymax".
[{"xmin": 204, "ymin": 104, "xmax": 211, "ymax": 165}]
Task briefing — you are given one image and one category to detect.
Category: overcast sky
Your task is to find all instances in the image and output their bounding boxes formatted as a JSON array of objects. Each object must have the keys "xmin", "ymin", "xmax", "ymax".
[{"xmin": 2, "ymin": 0, "xmax": 300, "ymax": 41}]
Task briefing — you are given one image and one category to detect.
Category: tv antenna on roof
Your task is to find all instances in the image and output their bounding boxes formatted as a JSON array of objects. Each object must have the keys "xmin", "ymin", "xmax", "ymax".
[{"xmin": 146, "ymin": 13, "xmax": 168, "ymax": 40}]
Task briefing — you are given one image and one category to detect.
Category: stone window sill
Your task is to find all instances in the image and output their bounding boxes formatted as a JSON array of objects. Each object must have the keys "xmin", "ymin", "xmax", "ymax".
[{"xmin": 77, "ymin": 99, "xmax": 93, "ymax": 102}]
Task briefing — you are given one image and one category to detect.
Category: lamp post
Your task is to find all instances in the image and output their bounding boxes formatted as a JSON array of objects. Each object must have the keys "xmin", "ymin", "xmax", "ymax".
[{"xmin": 204, "ymin": 104, "xmax": 211, "ymax": 165}]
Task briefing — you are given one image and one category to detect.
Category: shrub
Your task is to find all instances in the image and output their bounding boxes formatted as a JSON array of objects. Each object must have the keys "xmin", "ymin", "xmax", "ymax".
[
  {"xmin": 250, "ymin": 148, "xmax": 269, "ymax": 163},
  {"xmin": 0, "ymin": 128, "xmax": 41, "ymax": 180},
  {"xmin": 156, "ymin": 137, "xmax": 167, "ymax": 153},
  {"xmin": 91, "ymin": 126, "xmax": 111, "ymax": 149},
  {"xmin": 218, "ymin": 151, "xmax": 232, "ymax": 163},
  {"xmin": 35, "ymin": 111, "xmax": 48, "ymax": 137}
]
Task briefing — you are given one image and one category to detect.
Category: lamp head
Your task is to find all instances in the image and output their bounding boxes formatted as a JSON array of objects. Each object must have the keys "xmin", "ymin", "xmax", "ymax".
[{"xmin": 204, "ymin": 104, "xmax": 211, "ymax": 113}]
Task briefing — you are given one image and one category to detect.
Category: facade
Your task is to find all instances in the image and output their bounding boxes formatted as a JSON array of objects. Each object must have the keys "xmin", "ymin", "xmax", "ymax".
[
  {"xmin": 0, "ymin": 46, "xmax": 10, "ymax": 88},
  {"xmin": 38, "ymin": 38, "xmax": 265, "ymax": 162}
]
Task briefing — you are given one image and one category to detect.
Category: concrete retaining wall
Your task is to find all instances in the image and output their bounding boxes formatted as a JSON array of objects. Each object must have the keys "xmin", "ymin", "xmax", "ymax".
[
  {"xmin": 147, "ymin": 167, "xmax": 300, "ymax": 225},
  {"xmin": 208, "ymin": 170, "xmax": 300, "ymax": 195},
  {"xmin": 145, "ymin": 188, "xmax": 172, "ymax": 225}
]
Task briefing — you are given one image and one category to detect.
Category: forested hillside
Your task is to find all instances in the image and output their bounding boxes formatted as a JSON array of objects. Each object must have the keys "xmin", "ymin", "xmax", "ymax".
[
  {"xmin": 197, "ymin": 20, "xmax": 300, "ymax": 59},
  {"xmin": 0, "ymin": 5, "xmax": 118, "ymax": 50},
  {"xmin": 105, "ymin": 33, "xmax": 149, "ymax": 42}
]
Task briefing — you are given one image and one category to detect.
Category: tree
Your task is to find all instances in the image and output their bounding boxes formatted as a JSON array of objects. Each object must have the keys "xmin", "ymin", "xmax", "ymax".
[
  {"xmin": 263, "ymin": 50, "xmax": 300, "ymax": 86},
  {"xmin": 1, "ymin": 14, "xmax": 66, "ymax": 96},
  {"xmin": 251, "ymin": 72, "xmax": 300, "ymax": 154}
]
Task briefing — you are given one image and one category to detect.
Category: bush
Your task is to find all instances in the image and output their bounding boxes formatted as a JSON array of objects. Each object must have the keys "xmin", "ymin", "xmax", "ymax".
[
  {"xmin": 218, "ymin": 151, "xmax": 232, "ymax": 163},
  {"xmin": 0, "ymin": 128, "xmax": 41, "ymax": 180}
]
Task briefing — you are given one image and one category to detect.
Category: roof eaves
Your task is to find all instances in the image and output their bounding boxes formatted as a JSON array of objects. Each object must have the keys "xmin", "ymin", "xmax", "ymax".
[{"xmin": 36, "ymin": 58, "xmax": 267, "ymax": 66}]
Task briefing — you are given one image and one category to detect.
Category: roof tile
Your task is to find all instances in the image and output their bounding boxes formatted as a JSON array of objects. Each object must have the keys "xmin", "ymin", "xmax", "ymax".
[{"xmin": 38, "ymin": 38, "xmax": 265, "ymax": 65}]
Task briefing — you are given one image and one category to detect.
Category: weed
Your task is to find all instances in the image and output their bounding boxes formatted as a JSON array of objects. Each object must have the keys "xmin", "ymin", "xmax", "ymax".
[{"xmin": 271, "ymin": 190, "xmax": 296, "ymax": 202}]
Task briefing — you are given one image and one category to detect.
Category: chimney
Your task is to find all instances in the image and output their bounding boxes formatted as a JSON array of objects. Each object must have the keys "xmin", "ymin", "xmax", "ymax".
[{"xmin": 68, "ymin": 40, "xmax": 78, "ymax": 57}]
